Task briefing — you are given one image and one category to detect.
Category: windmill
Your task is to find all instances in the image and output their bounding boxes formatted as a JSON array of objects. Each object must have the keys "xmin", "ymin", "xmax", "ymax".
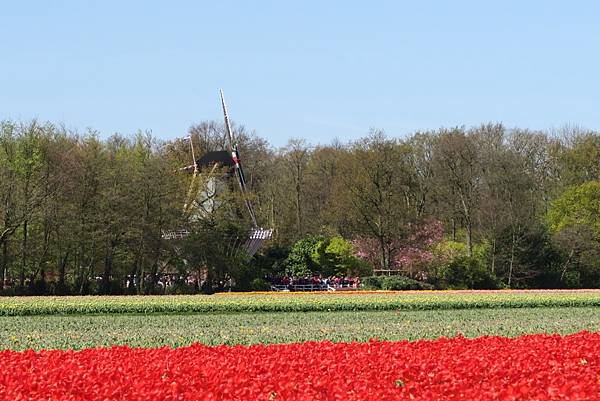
[{"xmin": 162, "ymin": 91, "xmax": 273, "ymax": 257}]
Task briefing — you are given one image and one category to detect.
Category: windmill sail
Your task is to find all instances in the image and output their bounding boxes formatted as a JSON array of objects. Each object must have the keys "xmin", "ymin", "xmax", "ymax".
[
  {"xmin": 219, "ymin": 90, "xmax": 258, "ymax": 227},
  {"xmin": 220, "ymin": 90, "xmax": 272, "ymax": 255}
]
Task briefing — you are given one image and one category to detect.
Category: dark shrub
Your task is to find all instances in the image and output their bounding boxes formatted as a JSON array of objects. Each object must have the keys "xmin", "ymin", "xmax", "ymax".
[
  {"xmin": 165, "ymin": 281, "xmax": 197, "ymax": 295},
  {"xmin": 361, "ymin": 275, "xmax": 432, "ymax": 290},
  {"xmin": 381, "ymin": 275, "xmax": 433, "ymax": 290},
  {"xmin": 361, "ymin": 276, "xmax": 384, "ymax": 290},
  {"xmin": 250, "ymin": 278, "xmax": 271, "ymax": 291},
  {"xmin": 438, "ymin": 256, "xmax": 498, "ymax": 289}
]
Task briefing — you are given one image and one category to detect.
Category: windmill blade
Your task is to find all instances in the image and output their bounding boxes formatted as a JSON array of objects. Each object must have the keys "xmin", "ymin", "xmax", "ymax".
[
  {"xmin": 220, "ymin": 89, "xmax": 235, "ymax": 152},
  {"xmin": 186, "ymin": 135, "xmax": 198, "ymax": 173},
  {"xmin": 219, "ymin": 90, "xmax": 258, "ymax": 227},
  {"xmin": 182, "ymin": 162, "xmax": 221, "ymax": 216}
]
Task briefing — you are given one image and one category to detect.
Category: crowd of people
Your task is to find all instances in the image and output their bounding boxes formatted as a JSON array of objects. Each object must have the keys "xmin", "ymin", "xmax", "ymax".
[
  {"xmin": 124, "ymin": 273, "xmax": 200, "ymax": 291},
  {"xmin": 268, "ymin": 275, "xmax": 361, "ymax": 291},
  {"xmin": 2, "ymin": 272, "xmax": 360, "ymax": 295}
]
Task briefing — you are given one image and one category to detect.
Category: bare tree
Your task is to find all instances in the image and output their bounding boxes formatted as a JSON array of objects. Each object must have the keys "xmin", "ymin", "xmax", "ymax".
[
  {"xmin": 280, "ymin": 138, "xmax": 310, "ymax": 239},
  {"xmin": 432, "ymin": 127, "xmax": 481, "ymax": 256}
]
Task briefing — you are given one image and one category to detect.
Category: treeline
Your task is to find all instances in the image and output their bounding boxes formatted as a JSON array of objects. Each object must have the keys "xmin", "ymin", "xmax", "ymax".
[{"xmin": 1, "ymin": 119, "xmax": 599, "ymax": 294}]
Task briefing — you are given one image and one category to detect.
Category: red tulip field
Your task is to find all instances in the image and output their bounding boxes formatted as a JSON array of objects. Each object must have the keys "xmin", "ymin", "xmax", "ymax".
[{"xmin": 0, "ymin": 332, "xmax": 599, "ymax": 400}]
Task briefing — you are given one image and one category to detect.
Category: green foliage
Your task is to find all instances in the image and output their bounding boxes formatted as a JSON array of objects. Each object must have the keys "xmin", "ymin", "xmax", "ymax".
[
  {"xmin": 360, "ymin": 275, "xmax": 432, "ymax": 290},
  {"xmin": 547, "ymin": 181, "xmax": 600, "ymax": 237},
  {"xmin": 360, "ymin": 276, "xmax": 384, "ymax": 290},
  {"xmin": 433, "ymin": 239, "xmax": 489, "ymax": 262},
  {"xmin": 283, "ymin": 234, "xmax": 324, "ymax": 276},
  {"xmin": 3, "ymin": 118, "xmax": 600, "ymax": 292},
  {"xmin": 493, "ymin": 225, "xmax": 565, "ymax": 288},
  {"xmin": 311, "ymin": 237, "xmax": 372, "ymax": 276},
  {"xmin": 381, "ymin": 276, "xmax": 433, "ymax": 290},
  {"xmin": 438, "ymin": 256, "xmax": 498, "ymax": 289},
  {"xmin": 183, "ymin": 217, "xmax": 250, "ymax": 291},
  {"xmin": 250, "ymin": 278, "xmax": 271, "ymax": 291},
  {"xmin": 428, "ymin": 239, "xmax": 497, "ymax": 289},
  {"xmin": 556, "ymin": 133, "xmax": 600, "ymax": 185},
  {"xmin": 253, "ymin": 244, "xmax": 290, "ymax": 277},
  {"xmin": 283, "ymin": 235, "xmax": 373, "ymax": 277},
  {"xmin": 546, "ymin": 182, "xmax": 600, "ymax": 288},
  {"xmin": 563, "ymin": 271, "xmax": 581, "ymax": 289}
]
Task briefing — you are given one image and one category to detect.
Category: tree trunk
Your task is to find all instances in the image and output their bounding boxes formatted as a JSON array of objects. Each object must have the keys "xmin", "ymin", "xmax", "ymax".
[
  {"xmin": 20, "ymin": 219, "xmax": 28, "ymax": 288},
  {"xmin": 508, "ymin": 230, "xmax": 516, "ymax": 287},
  {"xmin": 79, "ymin": 267, "xmax": 87, "ymax": 295},
  {"xmin": 560, "ymin": 248, "xmax": 575, "ymax": 283},
  {"xmin": 378, "ymin": 235, "xmax": 387, "ymax": 271},
  {"xmin": 102, "ymin": 254, "xmax": 112, "ymax": 294},
  {"xmin": 295, "ymin": 166, "xmax": 302, "ymax": 236},
  {"xmin": 466, "ymin": 219, "xmax": 473, "ymax": 257},
  {"xmin": 102, "ymin": 239, "xmax": 117, "ymax": 294},
  {"xmin": 57, "ymin": 251, "xmax": 68, "ymax": 294},
  {"xmin": 1, "ymin": 240, "xmax": 7, "ymax": 290},
  {"xmin": 457, "ymin": 187, "xmax": 473, "ymax": 257},
  {"xmin": 34, "ymin": 220, "xmax": 51, "ymax": 288},
  {"xmin": 490, "ymin": 237, "xmax": 496, "ymax": 274},
  {"xmin": 270, "ymin": 196, "xmax": 275, "ymax": 229},
  {"xmin": 137, "ymin": 264, "xmax": 145, "ymax": 295},
  {"xmin": 131, "ymin": 238, "xmax": 144, "ymax": 294},
  {"xmin": 451, "ymin": 218, "xmax": 456, "ymax": 241}
]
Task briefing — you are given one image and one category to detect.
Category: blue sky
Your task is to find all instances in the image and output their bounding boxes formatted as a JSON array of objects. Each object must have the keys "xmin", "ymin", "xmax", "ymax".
[{"xmin": 1, "ymin": 1, "xmax": 598, "ymax": 147}]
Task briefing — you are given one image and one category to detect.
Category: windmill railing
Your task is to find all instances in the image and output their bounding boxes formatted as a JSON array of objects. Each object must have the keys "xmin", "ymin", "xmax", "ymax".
[
  {"xmin": 162, "ymin": 227, "xmax": 273, "ymax": 257},
  {"xmin": 270, "ymin": 284, "xmax": 329, "ymax": 292},
  {"xmin": 161, "ymin": 229, "xmax": 191, "ymax": 240}
]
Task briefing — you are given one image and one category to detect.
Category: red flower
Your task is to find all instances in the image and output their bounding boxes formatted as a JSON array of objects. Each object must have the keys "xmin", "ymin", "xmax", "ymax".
[{"xmin": 0, "ymin": 332, "xmax": 598, "ymax": 400}]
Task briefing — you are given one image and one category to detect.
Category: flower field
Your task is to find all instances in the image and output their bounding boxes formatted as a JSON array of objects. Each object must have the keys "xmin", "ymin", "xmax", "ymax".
[
  {"xmin": 1, "ymin": 291, "xmax": 599, "ymax": 399},
  {"xmin": 1, "ymin": 331, "xmax": 598, "ymax": 400},
  {"xmin": 1, "ymin": 307, "xmax": 599, "ymax": 350},
  {"xmin": 0, "ymin": 289, "xmax": 599, "ymax": 316}
]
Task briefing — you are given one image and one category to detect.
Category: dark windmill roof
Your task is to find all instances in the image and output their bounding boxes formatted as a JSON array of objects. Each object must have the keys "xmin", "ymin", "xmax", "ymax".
[{"xmin": 196, "ymin": 151, "xmax": 235, "ymax": 169}]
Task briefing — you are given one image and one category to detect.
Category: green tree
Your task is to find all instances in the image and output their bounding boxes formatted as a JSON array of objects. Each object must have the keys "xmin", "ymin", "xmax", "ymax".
[
  {"xmin": 547, "ymin": 181, "xmax": 600, "ymax": 286},
  {"xmin": 547, "ymin": 181, "xmax": 600, "ymax": 236},
  {"xmin": 556, "ymin": 131, "xmax": 600, "ymax": 186},
  {"xmin": 183, "ymin": 217, "xmax": 250, "ymax": 292},
  {"xmin": 284, "ymin": 234, "xmax": 324, "ymax": 277},
  {"xmin": 311, "ymin": 236, "xmax": 372, "ymax": 276}
]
